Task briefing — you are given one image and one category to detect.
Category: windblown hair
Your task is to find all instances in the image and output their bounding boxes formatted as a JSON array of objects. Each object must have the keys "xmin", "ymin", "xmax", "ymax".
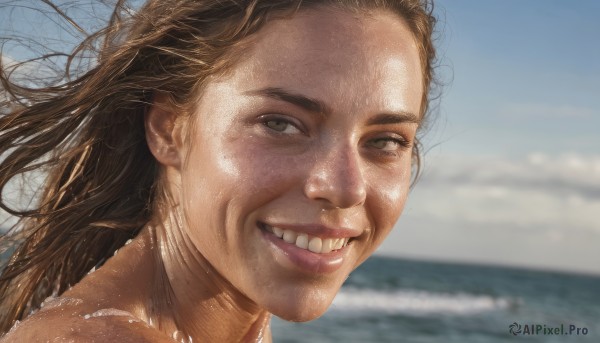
[{"xmin": 0, "ymin": 0, "xmax": 437, "ymax": 333}]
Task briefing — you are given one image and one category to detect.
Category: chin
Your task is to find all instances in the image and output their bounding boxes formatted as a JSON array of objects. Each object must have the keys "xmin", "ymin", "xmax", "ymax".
[
  {"xmin": 264, "ymin": 288, "xmax": 337, "ymax": 322},
  {"xmin": 271, "ymin": 304, "xmax": 329, "ymax": 323}
]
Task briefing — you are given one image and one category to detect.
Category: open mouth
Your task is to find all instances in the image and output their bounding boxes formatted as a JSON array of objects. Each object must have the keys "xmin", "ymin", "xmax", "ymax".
[{"xmin": 258, "ymin": 221, "xmax": 352, "ymax": 254}]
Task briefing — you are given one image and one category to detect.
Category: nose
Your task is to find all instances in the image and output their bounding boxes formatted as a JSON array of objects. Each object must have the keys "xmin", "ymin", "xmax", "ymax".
[{"xmin": 303, "ymin": 141, "xmax": 367, "ymax": 209}]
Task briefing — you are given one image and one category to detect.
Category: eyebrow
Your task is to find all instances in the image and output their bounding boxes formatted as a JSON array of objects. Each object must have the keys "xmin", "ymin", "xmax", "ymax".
[
  {"xmin": 366, "ymin": 112, "xmax": 420, "ymax": 126},
  {"xmin": 246, "ymin": 87, "xmax": 420, "ymax": 125},
  {"xmin": 246, "ymin": 87, "xmax": 332, "ymax": 116}
]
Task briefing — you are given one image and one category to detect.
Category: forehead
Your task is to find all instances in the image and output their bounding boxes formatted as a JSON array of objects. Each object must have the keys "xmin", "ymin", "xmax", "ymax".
[{"xmin": 216, "ymin": 7, "xmax": 423, "ymax": 118}]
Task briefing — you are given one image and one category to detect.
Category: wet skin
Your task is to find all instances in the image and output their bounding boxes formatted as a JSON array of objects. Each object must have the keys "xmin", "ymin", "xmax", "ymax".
[{"xmin": 0, "ymin": 7, "xmax": 423, "ymax": 343}]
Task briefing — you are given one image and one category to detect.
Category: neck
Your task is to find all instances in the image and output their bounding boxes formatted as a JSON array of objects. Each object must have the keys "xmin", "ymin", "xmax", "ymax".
[{"xmin": 137, "ymin": 213, "xmax": 272, "ymax": 342}]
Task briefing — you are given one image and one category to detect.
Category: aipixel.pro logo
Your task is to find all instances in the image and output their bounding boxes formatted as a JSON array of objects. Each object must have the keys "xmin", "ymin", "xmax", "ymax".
[{"xmin": 509, "ymin": 322, "xmax": 588, "ymax": 336}]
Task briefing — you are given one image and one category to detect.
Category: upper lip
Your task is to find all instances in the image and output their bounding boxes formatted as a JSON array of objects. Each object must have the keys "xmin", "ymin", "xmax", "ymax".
[{"xmin": 260, "ymin": 221, "xmax": 363, "ymax": 239}]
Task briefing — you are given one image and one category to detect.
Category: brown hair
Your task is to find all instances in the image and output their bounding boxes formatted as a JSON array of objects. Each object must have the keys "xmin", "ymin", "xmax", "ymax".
[{"xmin": 0, "ymin": 0, "xmax": 437, "ymax": 333}]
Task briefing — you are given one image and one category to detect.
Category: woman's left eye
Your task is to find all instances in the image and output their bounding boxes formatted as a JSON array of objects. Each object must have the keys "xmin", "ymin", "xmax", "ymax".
[{"xmin": 368, "ymin": 137, "xmax": 410, "ymax": 153}]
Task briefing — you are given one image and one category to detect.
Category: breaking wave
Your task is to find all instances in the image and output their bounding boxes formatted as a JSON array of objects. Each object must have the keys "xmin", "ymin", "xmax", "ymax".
[{"xmin": 327, "ymin": 287, "xmax": 516, "ymax": 316}]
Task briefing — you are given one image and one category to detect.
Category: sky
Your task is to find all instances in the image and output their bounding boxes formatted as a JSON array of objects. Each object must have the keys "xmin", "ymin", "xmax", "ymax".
[{"xmin": 1, "ymin": 1, "xmax": 599, "ymax": 275}]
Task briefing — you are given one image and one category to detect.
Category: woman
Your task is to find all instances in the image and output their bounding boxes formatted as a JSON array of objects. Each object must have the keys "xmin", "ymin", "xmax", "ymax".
[{"xmin": 0, "ymin": 0, "xmax": 437, "ymax": 341}]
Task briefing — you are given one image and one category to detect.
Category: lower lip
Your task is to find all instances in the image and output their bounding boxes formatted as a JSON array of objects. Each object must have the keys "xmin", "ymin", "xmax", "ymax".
[{"xmin": 259, "ymin": 224, "xmax": 350, "ymax": 274}]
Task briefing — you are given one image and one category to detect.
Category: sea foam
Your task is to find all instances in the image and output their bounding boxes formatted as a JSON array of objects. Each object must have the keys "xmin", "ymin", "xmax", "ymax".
[{"xmin": 328, "ymin": 287, "xmax": 515, "ymax": 316}]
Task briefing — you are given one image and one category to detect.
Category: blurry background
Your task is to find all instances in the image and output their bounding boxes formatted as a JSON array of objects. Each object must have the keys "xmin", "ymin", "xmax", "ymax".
[{"xmin": 1, "ymin": 1, "xmax": 599, "ymax": 342}]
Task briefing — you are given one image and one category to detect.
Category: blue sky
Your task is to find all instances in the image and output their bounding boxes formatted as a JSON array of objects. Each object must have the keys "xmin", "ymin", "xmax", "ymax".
[
  {"xmin": 430, "ymin": 0, "xmax": 600, "ymax": 155},
  {"xmin": 1, "ymin": 1, "xmax": 599, "ymax": 274}
]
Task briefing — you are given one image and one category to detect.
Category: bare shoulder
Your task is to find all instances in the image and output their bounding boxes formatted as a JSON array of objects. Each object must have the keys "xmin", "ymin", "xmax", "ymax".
[{"xmin": 0, "ymin": 298, "xmax": 172, "ymax": 343}]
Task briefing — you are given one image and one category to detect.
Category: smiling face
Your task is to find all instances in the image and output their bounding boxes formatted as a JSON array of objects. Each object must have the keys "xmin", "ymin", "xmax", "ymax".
[{"xmin": 164, "ymin": 8, "xmax": 423, "ymax": 321}]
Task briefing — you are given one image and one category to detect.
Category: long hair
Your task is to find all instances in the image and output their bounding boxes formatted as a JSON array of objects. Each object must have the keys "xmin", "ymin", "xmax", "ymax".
[{"xmin": 0, "ymin": 0, "xmax": 437, "ymax": 333}]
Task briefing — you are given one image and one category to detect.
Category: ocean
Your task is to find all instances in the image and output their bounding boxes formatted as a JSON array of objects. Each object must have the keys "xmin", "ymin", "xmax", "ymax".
[{"xmin": 271, "ymin": 256, "xmax": 600, "ymax": 343}]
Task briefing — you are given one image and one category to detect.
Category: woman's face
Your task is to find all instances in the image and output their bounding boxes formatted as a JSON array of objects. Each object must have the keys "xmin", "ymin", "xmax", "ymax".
[{"xmin": 174, "ymin": 8, "xmax": 422, "ymax": 321}]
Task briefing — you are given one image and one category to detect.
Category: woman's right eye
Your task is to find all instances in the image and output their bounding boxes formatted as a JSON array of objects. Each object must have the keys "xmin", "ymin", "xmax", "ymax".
[
  {"xmin": 265, "ymin": 119, "xmax": 289, "ymax": 132},
  {"xmin": 260, "ymin": 116, "xmax": 303, "ymax": 135}
]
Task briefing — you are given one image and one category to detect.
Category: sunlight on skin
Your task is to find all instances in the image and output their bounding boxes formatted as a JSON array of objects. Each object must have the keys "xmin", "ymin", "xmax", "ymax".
[{"xmin": 1, "ymin": 8, "xmax": 424, "ymax": 343}]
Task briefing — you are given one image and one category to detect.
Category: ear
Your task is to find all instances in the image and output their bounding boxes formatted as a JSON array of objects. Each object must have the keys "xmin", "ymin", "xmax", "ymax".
[{"xmin": 144, "ymin": 93, "xmax": 183, "ymax": 169}]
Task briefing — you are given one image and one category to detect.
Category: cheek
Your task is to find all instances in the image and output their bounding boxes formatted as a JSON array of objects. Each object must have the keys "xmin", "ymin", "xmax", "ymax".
[
  {"xmin": 366, "ymin": 160, "xmax": 412, "ymax": 248},
  {"xmin": 222, "ymin": 142, "xmax": 305, "ymax": 199},
  {"xmin": 179, "ymin": 136, "xmax": 304, "ymax": 243}
]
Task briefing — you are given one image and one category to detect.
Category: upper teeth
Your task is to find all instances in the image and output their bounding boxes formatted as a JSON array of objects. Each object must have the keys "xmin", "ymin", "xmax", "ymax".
[{"xmin": 266, "ymin": 225, "xmax": 349, "ymax": 254}]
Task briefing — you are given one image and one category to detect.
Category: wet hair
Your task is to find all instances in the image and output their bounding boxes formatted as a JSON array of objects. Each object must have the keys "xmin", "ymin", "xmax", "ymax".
[{"xmin": 0, "ymin": 0, "xmax": 437, "ymax": 333}]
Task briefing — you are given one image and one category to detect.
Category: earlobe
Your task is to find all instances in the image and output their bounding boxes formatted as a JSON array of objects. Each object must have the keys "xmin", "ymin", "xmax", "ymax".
[{"xmin": 144, "ymin": 94, "xmax": 183, "ymax": 169}]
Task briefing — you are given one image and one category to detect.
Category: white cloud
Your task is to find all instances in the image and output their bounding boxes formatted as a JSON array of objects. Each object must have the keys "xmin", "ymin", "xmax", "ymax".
[{"xmin": 410, "ymin": 152, "xmax": 600, "ymax": 233}]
